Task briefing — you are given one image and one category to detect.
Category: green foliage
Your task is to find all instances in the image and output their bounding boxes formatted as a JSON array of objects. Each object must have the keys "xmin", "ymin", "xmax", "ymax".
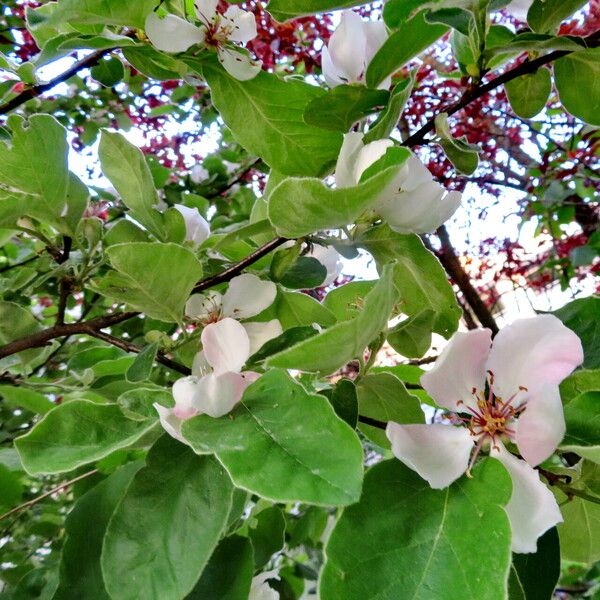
[
  {"xmin": 266, "ymin": 0, "xmax": 366, "ymax": 21},
  {"xmin": 320, "ymin": 458, "xmax": 512, "ymax": 599},
  {"xmin": 505, "ymin": 68, "xmax": 552, "ymax": 119},
  {"xmin": 554, "ymin": 297, "xmax": 600, "ymax": 369}
]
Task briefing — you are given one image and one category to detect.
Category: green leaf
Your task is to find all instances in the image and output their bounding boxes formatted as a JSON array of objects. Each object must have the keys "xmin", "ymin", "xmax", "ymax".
[
  {"xmin": 267, "ymin": 264, "xmax": 396, "ymax": 373},
  {"xmin": 0, "ymin": 463, "xmax": 23, "ymax": 512},
  {"xmin": 247, "ymin": 326, "xmax": 318, "ymax": 367},
  {"xmin": 125, "ymin": 342, "xmax": 159, "ymax": 383},
  {"xmin": 359, "ymin": 225, "xmax": 461, "ymax": 338},
  {"xmin": 527, "ymin": 0, "xmax": 588, "ymax": 33},
  {"xmin": 201, "ymin": 60, "xmax": 342, "ymax": 177},
  {"xmin": 323, "ymin": 280, "xmax": 376, "ymax": 321},
  {"xmin": 186, "ymin": 536, "xmax": 254, "ymax": 600},
  {"xmin": 91, "ymin": 56, "xmax": 124, "ymax": 87},
  {"xmin": 117, "ymin": 387, "xmax": 172, "ymax": 421},
  {"xmin": 366, "ymin": 14, "xmax": 447, "ymax": 88},
  {"xmin": 364, "ymin": 73, "xmax": 417, "ymax": 143},
  {"xmin": 248, "ymin": 506, "xmax": 287, "ymax": 569},
  {"xmin": 356, "ymin": 372, "xmax": 424, "ymax": 448},
  {"xmin": 553, "ymin": 297, "xmax": 600, "ymax": 368},
  {"xmin": 320, "ymin": 379, "xmax": 359, "ymax": 428},
  {"xmin": 505, "ymin": 68, "xmax": 552, "ymax": 119},
  {"xmin": 272, "ymin": 289, "xmax": 337, "ymax": 329},
  {"xmin": 53, "ymin": 462, "xmax": 142, "ymax": 600},
  {"xmin": 560, "ymin": 369, "xmax": 600, "ymax": 404},
  {"xmin": 93, "ymin": 242, "xmax": 202, "ymax": 323},
  {"xmin": 123, "ymin": 46, "xmax": 187, "ymax": 80},
  {"xmin": 277, "ymin": 256, "xmax": 327, "ymax": 289},
  {"xmin": 387, "ymin": 309, "xmax": 435, "ymax": 358},
  {"xmin": 508, "ymin": 528, "xmax": 560, "ymax": 600},
  {"xmin": 560, "ymin": 391, "xmax": 600, "ymax": 462},
  {"xmin": 102, "ymin": 436, "xmax": 234, "ymax": 600},
  {"xmin": 435, "ymin": 113, "xmax": 480, "ymax": 175},
  {"xmin": 554, "ymin": 48, "xmax": 600, "ymax": 126},
  {"xmin": 183, "ymin": 369, "xmax": 364, "ymax": 506},
  {"xmin": 40, "ymin": 0, "xmax": 155, "ymax": 28},
  {"xmin": 266, "ymin": 0, "xmax": 366, "ymax": 21},
  {"xmin": 320, "ymin": 458, "xmax": 512, "ymax": 600},
  {"xmin": 99, "ymin": 131, "xmax": 166, "ymax": 239},
  {"xmin": 15, "ymin": 400, "xmax": 157, "ymax": 475},
  {"xmin": 0, "ymin": 115, "xmax": 84, "ymax": 233},
  {"xmin": 383, "ymin": 0, "xmax": 433, "ymax": 28},
  {"xmin": 269, "ymin": 149, "xmax": 410, "ymax": 238},
  {"xmin": 0, "ymin": 385, "xmax": 53, "ymax": 414},
  {"xmin": 304, "ymin": 86, "xmax": 390, "ymax": 132}
]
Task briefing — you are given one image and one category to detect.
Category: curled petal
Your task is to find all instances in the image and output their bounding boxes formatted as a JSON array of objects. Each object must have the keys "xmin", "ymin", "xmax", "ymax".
[
  {"xmin": 201, "ymin": 318, "xmax": 250, "ymax": 374},
  {"xmin": 515, "ymin": 383, "xmax": 565, "ymax": 467},
  {"xmin": 334, "ymin": 132, "xmax": 367, "ymax": 188},
  {"xmin": 326, "ymin": 11, "xmax": 367, "ymax": 84},
  {"xmin": 185, "ymin": 291, "xmax": 223, "ymax": 321},
  {"xmin": 420, "ymin": 329, "xmax": 492, "ymax": 412},
  {"xmin": 222, "ymin": 273, "xmax": 277, "ymax": 319},
  {"xmin": 306, "ymin": 245, "xmax": 343, "ymax": 287},
  {"xmin": 487, "ymin": 314, "xmax": 584, "ymax": 401},
  {"xmin": 154, "ymin": 404, "xmax": 187, "ymax": 444},
  {"xmin": 191, "ymin": 351, "xmax": 210, "ymax": 377},
  {"xmin": 243, "ymin": 319, "xmax": 283, "ymax": 356},
  {"xmin": 321, "ymin": 46, "xmax": 344, "ymax": 89},
  {"xmin": 172, "ymin": 376, "xmax": 202, "ymax": 419},
  {"xmin": 222, "ymin": 6, "xmax": 257, "ymax": 44},
  {"xmin": 363, "ymin": 20, "xmax": 388, "ymax": 62},
  {"xmin": 386, "ymin": 423, "xmax": 474, "ymax": 489},
  {"xmin": 400, "ymin": 155, "xmax": 433, "ymax": 192},
  {"xmin": 217, "ymin": 47, "xmax": 262, "ymax": 81},
  {"xmin": 354, "ymin": 139, "xmax": 395, "ymax": 183},
  {"xmin": 145, "ymin": 13, "xmax": 205, "ymax": 54},
  {"xmin": 491, "ymin": 443, "xmax": 562, "ymax": 553},
  {"xmin": 174, "ymin": 204, "xmax": 210, "ymax": 246},
  {"xmin": 193, "ymin": 372, "xmax": 250, "ymax": 418}
]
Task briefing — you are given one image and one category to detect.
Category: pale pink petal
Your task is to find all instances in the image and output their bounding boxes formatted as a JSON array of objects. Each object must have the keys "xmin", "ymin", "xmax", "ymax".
[
  {"xmin": 185, "ymin": 291, "xmax": 223, "ymax": 321},
  {"xmin": 222, "ymin": 6, "xmax": 257, "ymax": 44},
  {"xmin": 515, "ymin": 383, "xmax": 565, "ymax": 466},
  {"xmin": 174, "ymin": 204, "xmax": 210, "ymax": 246},
  {"xmin": 172, "ymin": 376, "xmax": 202, "ymax": 419},
  {"xmin": 145, "ymin": 13, "xmax": 205, "ymax": 54},
  {"xmin": 321, "ymin": 46, "xmax": 344, "ymax": 88},
  {"xmin": 191, "ymin": 351, "xmax": 210, "ymax": 377},
  {"xmin": 420, "ymin": 329, "xmax": 492, "ymax": 412},
  {"xmin": 222, "ymin": 274, "xmax": 277, "ymax": 319},
  {"xmin": 154, "ymin": 403, "xmax": 187, "ymax": 444},
  {"xmin": 491, "ymin": 443, "xmax": 562, "ymax": 553},
  {"xmin": 363, "ymin": 20, "xmax": 388, "ymax": 62},
  {"xmin": 194, "ymin": 372, "xmax": 249, "ymax": 417},
  {"xmin": 354, "ymin": 139, "xmax": 395, "ymax": 182},
  {"xmin": 217, "ymin": 47, "xmax": 262, "ymax": 81},
  {"xmin": 386, "ymin": 423, "xmax": 474, "ymax": 489},
  {"xmin": 334, "ymin": 132, "xmax": 366, "ymax": 188},
  {"xmin": 243, "ymin": 320, "xmax": 283, "ymax": 356},
  {"xmin": 327, "ymin": 11, "xmax": 367, "ymax": 84},
  {"xmin": 487, "ymin": 314, "xmax": 584, "ymax": 402},
  {"xmin": 201, "ymin": 318, "xmax": 250, "ymax": 374}
]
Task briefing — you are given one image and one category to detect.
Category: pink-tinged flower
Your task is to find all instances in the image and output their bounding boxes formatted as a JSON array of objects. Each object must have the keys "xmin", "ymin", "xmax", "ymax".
[
  {"xmin": 321, "ymin": 11, "xmax": 389, "ymax": 89},
  {"xmin": 386, "ymin": 314, "xmax": 583, "ymax": 553},
  {"xmin": 173, "ymin": 204, "xmax": 210, "ymax": 247}
]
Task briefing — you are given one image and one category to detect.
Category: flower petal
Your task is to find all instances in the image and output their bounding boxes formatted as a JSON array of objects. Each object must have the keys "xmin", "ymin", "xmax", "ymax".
[
  {"xmin": 306, "ymin": 245, "xmax": 343, "ymax": 287},
  {"xmin": 321, "ymin": 45, "xmax": 344, "ymax": 88},
  {"xmin": 354, "ymin": 139, "xmax": 395, "ymax": 182},
  {"xmin": 505, "ymin": 0, "xmax": 533, "ymax": 20},
  {"xmin": 174, "ymin": 204, "xmax": 210, "ymax": 246},
  {"xmin": 193, "ymin": 372, "xmax": 249, "ymax": 418},
  {"xmin": 222, "ymin": 273, "xmax": 277, "ymax": 319},
  {"xmin": 194, "ymin": 0, "xmax": 218, "ymax": 24},
  {"xmin": 243, "ymin": 319, "xmax": 283, "ymax": 356},
  {"xmin": 363, "ymin": 20, "xmax": 388, "ymax": 62},
  {"xmin": 249, "ymin": 569, "xmax": 280, "ymax": 600},
  {"xmin": 172, "ymin": 376, "xmax": 202, "ymax": 419},
  {"xmin": 326, "ymin": 11, "xmax": 367, "ymax": 84},
  {"xmin": 515, "ymin": 383, "xmax": 565, "ymax": 466},
  {"xmin": 487, "ymin": 314, "xmax": 584, "ymax": 402},
  {"xmin": 191, "ymin": 351, "xmax": 210, "ymax": 377},
  {"xmin": 491, "ymin": 443, "xmax": 562, "ymax": 553},
  {"xmin": 154, "ymin": 404, "xmax": 187, "ymax": 444},
  {"xmin": 145, "ymin": 13, "xmax": 205, "ymax": 54},
  {"xmin": 201, "ymin": 318, "xmax": 250, "ymax": 374},
  {"xmin": 420, "ymin": 329, "xmax": 492, "ymax": 412},
  {"xmin": 185, "ymin": 291, "xmax": 223, "ymax": 321},
  {"xmin": 386, "ymin": 423, "xmax": 474, "ymax": 489},
  {"xmin": 334, "ymin": 132, "xmax": 366, "ymax": 188},
  {"xmin": 222, "ymin": 6, "xmax": 257, "ymax": 44},
  {"xmin": 217, "ymin": 47, "xmax": 262, "ymax": 81}
]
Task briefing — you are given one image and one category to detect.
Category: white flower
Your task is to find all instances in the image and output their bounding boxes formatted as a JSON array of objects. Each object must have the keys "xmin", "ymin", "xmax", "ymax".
[
  {"xmin": 144, "ymin": 1, "xmax": 261, "ymax": 80},
  {"xmin": 335, "ymin": 132, "xmax": 462, "ymax": 234},
  {"xmin": 306, "ymin": 245, "xmax": 343, "ymax": 287},
  {"xmin": 321, "ymin": 11, "xmax": 390, "ymax": 89},
  {"xmin": 249, "ymin": 570, "xmax": 280, "ymax": 600},
  {"xmin": 386, "ymin": 314, "xmax": 583, "ymax": 553},
  {"xmin": 174, "ymin": 204, "xmax": 210, "ymax": 247},
  {"xmin": 505, "ymin": 0, "xmax": 533, "ymax": 20},
  {"xmin": 190, "ymin": 164, "xmax": 209, "ymax": 183}
]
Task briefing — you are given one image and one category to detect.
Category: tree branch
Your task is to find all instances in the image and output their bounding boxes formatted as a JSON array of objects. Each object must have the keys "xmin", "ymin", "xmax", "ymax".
[
  {"xmin": 0, "ymin": 50, "xmax": 111, "ymax": 116},
  {"xmin": 402, "ymin": 30, "xmax": 600, "ymax": 149}
]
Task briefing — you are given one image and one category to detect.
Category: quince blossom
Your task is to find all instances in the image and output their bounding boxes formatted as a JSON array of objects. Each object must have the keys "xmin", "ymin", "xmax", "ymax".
[
  {"xmin": 321, "ymin": 11, "xmax": 390, "ymax": 89},
  {"xmin": 145, "ymin": 0, "xmax": 261, "ymax": 80},
  {"xmin": 386, "ymin": 314, "xmax": 583, "ymax": 553},
  {"xmin": 335, "ymin": 132, "xmax": 462, "ymax": 234},
  {"xmin": 174, "ymin": 204, "xmax": 210, "ymax": 247},
  {"xmin": 155, "ymin": 274, "xmax": 282, "ymax": 441}
]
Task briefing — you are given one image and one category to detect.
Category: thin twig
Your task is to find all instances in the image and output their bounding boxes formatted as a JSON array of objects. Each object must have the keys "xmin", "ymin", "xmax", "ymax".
[
  {"xmin": 358, "ymin": 415, "xmax": 387, "ymax": 430},
  {"xmin": 0, "ymin": 469, "xmax": 98, "ymax": 522}
]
